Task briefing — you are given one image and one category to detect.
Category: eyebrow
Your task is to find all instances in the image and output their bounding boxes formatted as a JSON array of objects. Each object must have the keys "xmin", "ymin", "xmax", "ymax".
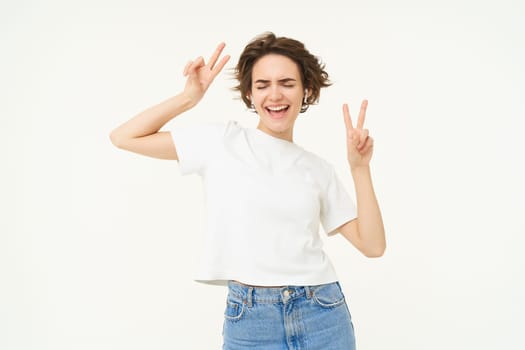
[{"xmin": 254, "ymin": 78, "xmax": 297, "ymax": 84}]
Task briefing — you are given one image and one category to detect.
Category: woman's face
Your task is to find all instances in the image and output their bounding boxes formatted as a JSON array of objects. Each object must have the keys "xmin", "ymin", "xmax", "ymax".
[{"xmin": 250, "ymin": 54, "xmax": 306, "ymax": 142}]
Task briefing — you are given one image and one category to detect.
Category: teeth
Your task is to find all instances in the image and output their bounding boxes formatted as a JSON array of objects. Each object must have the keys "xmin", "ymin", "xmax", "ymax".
[{"xmin": 267, "ymin": 105, "xmax": 288, "ymax": 112}]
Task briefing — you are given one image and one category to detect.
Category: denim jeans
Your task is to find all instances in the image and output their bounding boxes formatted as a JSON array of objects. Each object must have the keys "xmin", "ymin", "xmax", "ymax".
[{"xmin": 222, "ymin": 280, "xmax": 356, "ymax": 350}]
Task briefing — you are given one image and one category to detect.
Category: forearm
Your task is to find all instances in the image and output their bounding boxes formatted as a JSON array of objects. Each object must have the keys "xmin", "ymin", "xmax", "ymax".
[
  {"xmin": 351, "ymin": 165, "xmax": 386, "ymax": 255},
  {"xmin": 110, "ymin": 92, "xmax": 194, "ymax": 143}
]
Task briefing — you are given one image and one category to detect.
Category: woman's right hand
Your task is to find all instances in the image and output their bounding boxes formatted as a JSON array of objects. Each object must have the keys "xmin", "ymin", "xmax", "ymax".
[
  {"xmin": 109, "ymin": 43, "xmax": 230, "ymax": 160},
  {"xmin": 182, "ymin": 42, "xmax": 230, "ymax": 106}
]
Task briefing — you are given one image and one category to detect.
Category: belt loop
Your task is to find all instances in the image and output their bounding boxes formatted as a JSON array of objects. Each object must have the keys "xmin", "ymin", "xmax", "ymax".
[
  {"xmin": 305, "ymin": 286, "xmax": 312, "ymax": 299},
  {"xmin": 247, "ymin": 287, "xmax": 253, "ymax": 308}
]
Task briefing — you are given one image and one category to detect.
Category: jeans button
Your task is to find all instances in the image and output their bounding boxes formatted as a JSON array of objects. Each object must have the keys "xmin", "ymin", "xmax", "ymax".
[{"xmin": 283, "ymin": 289, "xmax": 290, "ymax": 297}]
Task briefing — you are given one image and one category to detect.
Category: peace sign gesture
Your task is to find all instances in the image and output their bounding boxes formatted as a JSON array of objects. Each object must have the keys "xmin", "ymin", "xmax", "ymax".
[
  {"xmin": 182, "ymin": 42, "xmax": 230, "ymax": 107},
  {"xmin": 343, "ymin": 100, "xmax": 374, "ymax": 169}
]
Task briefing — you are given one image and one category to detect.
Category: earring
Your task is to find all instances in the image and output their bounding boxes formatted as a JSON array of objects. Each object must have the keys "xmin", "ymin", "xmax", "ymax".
[
  {"xmin": 300, "ymin": 90, "xmax": 310, "ymax": 113},
  {"xmin": 303, "ymin": 90, "xmax": 308, "ymax": 105},
  {"xmin": 249, "ymin": 102, "xmax": 258, "ymax": 114}
]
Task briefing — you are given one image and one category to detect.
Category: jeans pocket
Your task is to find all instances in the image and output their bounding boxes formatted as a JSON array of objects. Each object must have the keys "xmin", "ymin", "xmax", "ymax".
[
  {"xmin": 311, "ymin": 282, "xmax": 346, "ymax": 308},
  {"xmin": 224, "ymin": 296, "xmax": 245, "ymax": 321}
]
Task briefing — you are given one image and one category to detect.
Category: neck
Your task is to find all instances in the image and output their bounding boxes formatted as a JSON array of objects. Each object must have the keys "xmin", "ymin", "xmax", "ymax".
[{"xmin": 256, "ymin": 123, "xmax": 294, "ymax": 142}]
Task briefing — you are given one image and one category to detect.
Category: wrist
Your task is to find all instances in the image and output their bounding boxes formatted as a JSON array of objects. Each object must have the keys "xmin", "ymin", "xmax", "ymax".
[
  {"xmin": 178, "ymin": 92, "xmax": 199, "ymax": 110},
  {"xmin": 349, "ymin": 164, "xmax": 371, "ymax": 177}
]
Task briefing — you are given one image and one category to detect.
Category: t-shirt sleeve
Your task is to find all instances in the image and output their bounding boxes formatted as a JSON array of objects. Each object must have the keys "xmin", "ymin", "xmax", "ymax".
[
  {"xmin": 170, "ymin": 122, "xmax": 226, "ymax": 176},
  {"xmin": 320, "ymin": 165, "xmax": 357, "ymax": 236}
]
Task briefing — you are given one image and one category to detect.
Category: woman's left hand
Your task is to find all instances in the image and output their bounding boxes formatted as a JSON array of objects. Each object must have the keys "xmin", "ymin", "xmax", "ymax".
[{"xmin": 343, "ymin": 100, "xmax": 374, "ymax": 169}]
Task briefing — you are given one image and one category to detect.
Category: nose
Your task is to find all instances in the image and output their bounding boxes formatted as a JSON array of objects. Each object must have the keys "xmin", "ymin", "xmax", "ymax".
[{"xmin": 269, "ymin": 85, "xmax": 283, "ymax": 100}]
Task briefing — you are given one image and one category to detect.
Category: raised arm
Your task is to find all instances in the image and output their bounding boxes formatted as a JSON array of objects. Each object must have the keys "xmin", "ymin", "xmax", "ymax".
[
  {"xmin": 337, "ymin": 100, "xmax": 386, "ymax": 257},
  {"xmin": 109, "ymin": 43, "xmax": 230, "ymax": 159}
]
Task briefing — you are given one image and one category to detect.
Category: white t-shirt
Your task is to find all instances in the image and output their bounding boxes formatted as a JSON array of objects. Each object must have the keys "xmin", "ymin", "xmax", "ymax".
[{"xmin": 170, "ymin": 120, "xmax": 357, "ymax": 286}]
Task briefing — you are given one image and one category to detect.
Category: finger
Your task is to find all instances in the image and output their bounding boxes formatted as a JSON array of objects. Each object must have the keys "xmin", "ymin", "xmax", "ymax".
[
  {"xmin": 211, "ymin": 54, "xmax": 230, "ymax": 77},
  {"xmin": 187, "ymin": 56, "xmax": 205, "ymax": 75},
  {"xmin": 183, "ymin": 60, "xmax": 193, "ymax": 76},
  {"xmin": 342, "ymin": 103, "xmax": 354, "ymax": 131},
  {"xmin": 207, "ymin": 42, "xmax": 226, "ymax": 70},
  {"xmin": 358, "ymin": 129, "xmax": 369, "ymax": 150},
  {"xmin": 357, "ymin": 99, "xmax": 368, "ymax": 129},
  {"xmin": 349, "ymin": 129, "xmax": 360, "ymax": 147},
  {"xmin": 360, "ymin": 137, "xmax": 374, "ymax": 154}
]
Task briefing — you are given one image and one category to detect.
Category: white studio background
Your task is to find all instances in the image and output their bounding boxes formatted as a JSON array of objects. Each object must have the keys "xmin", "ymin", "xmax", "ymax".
[{"xmin": 2, "ymin": 0, "xmax": 524, "ymax": 349}]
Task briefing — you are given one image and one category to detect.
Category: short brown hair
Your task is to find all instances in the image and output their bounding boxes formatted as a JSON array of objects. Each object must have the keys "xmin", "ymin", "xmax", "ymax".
[{"xmin": 233, "ymin": 32, "xmax": 331, "ymax": 113}]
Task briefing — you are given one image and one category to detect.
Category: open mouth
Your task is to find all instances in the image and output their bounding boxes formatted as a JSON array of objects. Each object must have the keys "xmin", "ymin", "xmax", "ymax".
[{"xmin": 265, "ymin": 105, "xmax": 289, "ymax": 119}]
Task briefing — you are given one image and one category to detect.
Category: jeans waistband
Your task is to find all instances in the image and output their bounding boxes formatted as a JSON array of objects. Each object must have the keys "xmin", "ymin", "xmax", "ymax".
[{"xmin": 227, "ymin": 280, "xmax": 340, "ymax": 307}]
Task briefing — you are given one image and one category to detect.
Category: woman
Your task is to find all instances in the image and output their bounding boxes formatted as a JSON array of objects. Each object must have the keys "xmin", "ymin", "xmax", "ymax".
[{"xmin": 110, "ymin": 32, "xmax": 385, "ymax": 349}]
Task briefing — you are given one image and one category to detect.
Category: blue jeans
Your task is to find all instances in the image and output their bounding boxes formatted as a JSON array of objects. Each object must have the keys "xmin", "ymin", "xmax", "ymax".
[{"xmin": 222, "ymin": 280, "xmax": 356, "ymax": 350}]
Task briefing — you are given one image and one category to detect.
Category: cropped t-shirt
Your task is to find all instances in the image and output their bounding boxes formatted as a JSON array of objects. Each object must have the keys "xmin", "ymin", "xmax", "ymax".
[{"xmin": 170, "ymin": 120, "xmax": 357, "ymax": 286}]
